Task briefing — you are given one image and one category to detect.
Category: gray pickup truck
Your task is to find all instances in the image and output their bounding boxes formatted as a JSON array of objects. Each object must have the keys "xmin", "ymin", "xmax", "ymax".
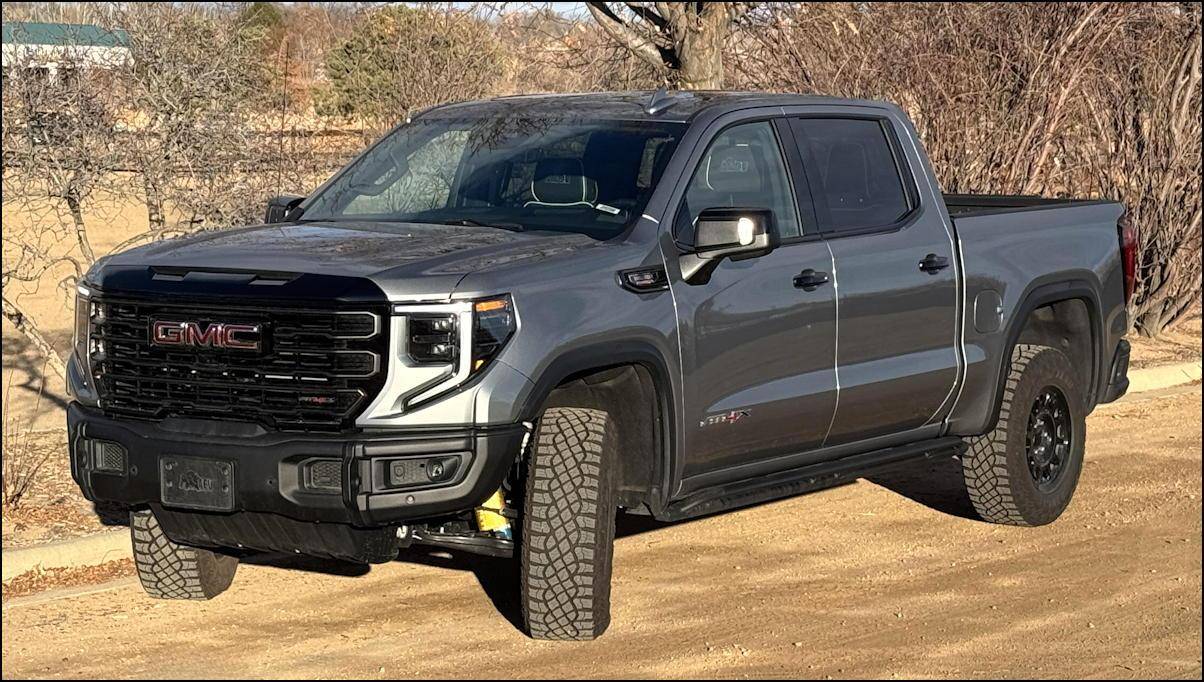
[{"xmin": 68, "ymin": 91, "xmax": 1134, "ymax": 640}]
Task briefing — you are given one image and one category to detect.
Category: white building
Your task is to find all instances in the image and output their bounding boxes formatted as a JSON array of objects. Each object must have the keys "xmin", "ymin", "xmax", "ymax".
[{"xmin": 2, "ymin": 21, "xmax": 131, "ymax": 81}]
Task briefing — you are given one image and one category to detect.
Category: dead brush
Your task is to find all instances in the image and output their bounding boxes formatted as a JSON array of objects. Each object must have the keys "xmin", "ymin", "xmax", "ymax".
[{"xmin": 2, "ymin": 363, "xmax": 51, "ymax": 510}]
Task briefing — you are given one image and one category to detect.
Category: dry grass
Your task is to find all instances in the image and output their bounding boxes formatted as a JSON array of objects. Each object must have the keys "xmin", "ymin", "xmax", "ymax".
[{"xmin": 0, "ymin": 427, "xmax": 111, "ymax": 549}]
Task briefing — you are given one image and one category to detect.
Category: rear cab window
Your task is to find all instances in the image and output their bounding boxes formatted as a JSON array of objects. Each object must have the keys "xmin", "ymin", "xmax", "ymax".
[{"xmin": 789, "ymin": 118, "xmax": 915, "ymax": 233}]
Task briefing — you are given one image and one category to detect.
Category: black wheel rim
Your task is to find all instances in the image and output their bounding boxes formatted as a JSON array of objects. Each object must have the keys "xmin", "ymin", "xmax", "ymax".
[{"xmin": 1026, "ymin": 386, "xmax": 1073, "ymax": 492}]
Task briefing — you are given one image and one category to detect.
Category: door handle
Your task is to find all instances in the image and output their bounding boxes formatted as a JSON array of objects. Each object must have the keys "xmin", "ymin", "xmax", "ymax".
[
  {"xmin": 918, "ymin": 253, "xmax": 950, "ymax": 274},
  {"xmin": 793, "ymin": 269, "xmax": 830, "ymax": 291}
]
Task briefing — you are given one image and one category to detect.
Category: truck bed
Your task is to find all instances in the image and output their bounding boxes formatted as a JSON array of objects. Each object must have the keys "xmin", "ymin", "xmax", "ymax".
[{"xmin": 943, "ymin": 193, "xmax": 1114, "ymax": 218}]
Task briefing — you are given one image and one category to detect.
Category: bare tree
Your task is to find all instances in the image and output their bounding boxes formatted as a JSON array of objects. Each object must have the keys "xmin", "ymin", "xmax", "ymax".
[
  {"xmin": 585, "ymin": 2, "xmax": 756, "ymax": 89},
  {"xmin": 316, "ymin": 4, "xmax": 508, "ymax": 136},
  {"xmin": 1, "ymin": 30, "xmax": 124, "ymax": 265},
  {"xmin": 1, "ymin": 27, "xmax": 124, "ymax": 377},
  {"xmin": 736, "ymin": 2, "xmax": 1199, "ymax": 335},
  {"xmin": 488, "ymin": 3, "xmax": 661, "ymax": 93},
  {"xmin": 97, "ymin": 3, "xmax": 278, "ymax": 233},
  {"xmin": 1086, "ymin": 6, "xmax": 1202, "ymax": 335}
]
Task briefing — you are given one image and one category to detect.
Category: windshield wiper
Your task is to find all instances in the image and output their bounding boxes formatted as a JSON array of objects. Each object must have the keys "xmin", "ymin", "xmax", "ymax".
[{"xmin": 428, "ymin": 218, "xmax": 526, "ymax": 233}]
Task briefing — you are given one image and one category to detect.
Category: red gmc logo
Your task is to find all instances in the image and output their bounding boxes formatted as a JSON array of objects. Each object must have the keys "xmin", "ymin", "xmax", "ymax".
[{"xmin": 151, "ymin": 321, "xmax": 262, "ymax": 351}]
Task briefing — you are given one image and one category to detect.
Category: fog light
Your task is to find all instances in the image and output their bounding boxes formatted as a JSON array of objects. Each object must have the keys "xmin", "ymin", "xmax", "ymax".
[{"xmin": 384, "ymin": 454, "xmax": 463, "ymax": 489}]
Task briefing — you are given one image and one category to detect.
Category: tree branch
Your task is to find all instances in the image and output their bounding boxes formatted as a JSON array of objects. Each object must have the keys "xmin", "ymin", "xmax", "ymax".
[
  {"xmin": 624, "ymin": 2, "xmax": 669, "ymax": 33},
  {"xmin": 1, "ymin": 294, "xmax": 68, "ymax": 379},
  {"xmin": 587, "ymin": 2, "xmax": 670, "ymax": 71}
]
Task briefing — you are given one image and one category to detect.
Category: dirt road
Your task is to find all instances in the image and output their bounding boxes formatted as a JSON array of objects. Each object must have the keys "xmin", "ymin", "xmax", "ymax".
[{"xmin": 3, "ymin": 389, "xmax": 1200, "ymax": 679}]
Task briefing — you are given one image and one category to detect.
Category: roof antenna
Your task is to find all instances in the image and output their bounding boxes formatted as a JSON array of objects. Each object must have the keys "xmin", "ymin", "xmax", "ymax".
[{"xmin": 645, "ymin": 87, "xmax": 673, "ymax": 115}]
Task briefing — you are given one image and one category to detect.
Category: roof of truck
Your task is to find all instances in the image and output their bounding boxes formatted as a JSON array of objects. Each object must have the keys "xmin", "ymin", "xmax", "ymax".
[{"xmin": 418, "ymin": 90, "xmax": 890, "ymax": 123}]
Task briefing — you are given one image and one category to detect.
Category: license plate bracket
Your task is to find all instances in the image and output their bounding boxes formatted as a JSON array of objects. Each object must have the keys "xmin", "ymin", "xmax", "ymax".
[{"xmin": 160, "ymin": 456, "xmax": 234, "ymax": 511}]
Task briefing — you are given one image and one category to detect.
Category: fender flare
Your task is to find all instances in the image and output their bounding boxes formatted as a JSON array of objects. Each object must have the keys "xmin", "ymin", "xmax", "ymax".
[
  {"xmin": 518, "ymin": 340, "xmax": 678, "ymax": 513},
  {"xmin": 984, "ymin": 277, "xmax": 1105, "ymax": 432}
]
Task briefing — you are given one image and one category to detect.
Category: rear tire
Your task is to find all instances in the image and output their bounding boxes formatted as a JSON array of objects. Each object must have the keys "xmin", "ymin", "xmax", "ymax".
[
  {"xmin": 963, "ymin": 344, "xmax": 1086, "ymax": 526},
  {"xmin": 520, "ymin": 407, "xmax": 618, "ymax": 641},
  {"xmin": 130, "ymin": 508, "xmax": 238, "ymax": 600}
]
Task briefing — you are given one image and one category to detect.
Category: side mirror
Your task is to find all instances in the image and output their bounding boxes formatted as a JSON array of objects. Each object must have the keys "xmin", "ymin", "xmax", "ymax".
[
  {"xmin": 679, "ymin": 208, "xmax": 776, "ymax": 283},
  {"xmin": 265, "ymin": 194, "xmax": 306, "ymax": 224}
]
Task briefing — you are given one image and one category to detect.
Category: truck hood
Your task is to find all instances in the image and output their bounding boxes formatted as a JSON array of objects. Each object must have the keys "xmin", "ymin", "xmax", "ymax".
[{"xmin": 101, "ymin": 221, "xmax": 599, "ymax": 299}]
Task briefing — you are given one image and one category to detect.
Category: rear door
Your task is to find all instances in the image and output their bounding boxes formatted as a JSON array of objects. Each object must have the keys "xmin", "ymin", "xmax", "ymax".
[{"xmin": 787, "ymin": 114, "xmax": 960, "ymax": 445}]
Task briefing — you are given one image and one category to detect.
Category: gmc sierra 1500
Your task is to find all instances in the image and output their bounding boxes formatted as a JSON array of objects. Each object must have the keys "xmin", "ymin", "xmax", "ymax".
[{"xmin": 68, "ymin": 91, "xmax": 1133, "ymax": 640}]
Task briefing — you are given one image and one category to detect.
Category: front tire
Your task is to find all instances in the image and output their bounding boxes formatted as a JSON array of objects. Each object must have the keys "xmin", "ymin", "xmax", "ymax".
[
  {"xmin": 130, "ymin": 508, "xmax": 238, "ymax": 600},
  {"xmin": 963, "ymin": 344, "xmax": 1086, "ymax": 526},
  {"xmin": 520, "ymin": 407, "xmax": 618, "ymax": 641}
]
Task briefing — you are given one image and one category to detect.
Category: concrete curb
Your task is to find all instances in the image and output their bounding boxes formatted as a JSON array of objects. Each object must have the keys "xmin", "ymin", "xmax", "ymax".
[
  {"xmin": 3, "ymin": 529, "xmax": 130, "ymax": 583},
  {"xmin": 3, "ymin": 358, "xmax": 1200, "ymax": 583},
  {"xmin": 1126, "ymin": 360, "xmax": 1202, "ymax": 394}
]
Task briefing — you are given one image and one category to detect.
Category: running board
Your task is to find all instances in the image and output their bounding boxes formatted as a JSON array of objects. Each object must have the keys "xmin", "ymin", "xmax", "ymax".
[{"xmin": 659, "ymin": 436, "xmax": 967, "ymax": 522}]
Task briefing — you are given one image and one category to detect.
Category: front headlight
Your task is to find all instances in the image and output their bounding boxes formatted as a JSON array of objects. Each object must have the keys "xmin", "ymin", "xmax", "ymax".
[
  {"xmin": 72, "ymin": 285, "xmax": 94, "ymax": 382},
  {"xmin": 469, "ymin": 296, "xmax": 515, "ymax": 374},
  {"xmin": 407, "ymin": 313, "xmax": 459, "ymax": 364},
  {"xmin": 399, "ymin": 295, "xmax": 516, "ymax": 409},
  {"xmin": 405, "ymin": 295, "xmax": 515, "ymax": 371}
]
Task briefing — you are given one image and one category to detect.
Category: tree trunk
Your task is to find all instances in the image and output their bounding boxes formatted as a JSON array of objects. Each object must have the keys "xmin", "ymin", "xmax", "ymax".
[
  {"xmin": 64, "ymin": 191, "xmax": 95, "ymax": 264},
  {"xmin": 1, "ymin": 295, "xmax": 68, "ymax": 379},
  {"xmin": 585, "ymin": 2, "xmax": 731, "ymax": 90},
  {"xmin": 143, "ymin": 173, "xmax": 167, "ymax": 231},
  {"xmin": 675, "ymin": 10, "xmax": 727, "ymax": 90}
]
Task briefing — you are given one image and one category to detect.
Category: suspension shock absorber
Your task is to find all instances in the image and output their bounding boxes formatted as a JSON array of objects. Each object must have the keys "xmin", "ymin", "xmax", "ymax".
[
  {"xmin": 474, "ymin": 421, "xmax": 533, "ymax": 540},
  {"xmin": 475, "ymin": 490, "xmax": 512, "ymax": 540}
]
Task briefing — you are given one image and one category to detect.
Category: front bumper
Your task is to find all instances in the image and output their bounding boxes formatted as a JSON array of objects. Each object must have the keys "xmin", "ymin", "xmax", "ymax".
[{"xmin": 68, "ymin": 403, "xmax": 524, "ymax": 529}]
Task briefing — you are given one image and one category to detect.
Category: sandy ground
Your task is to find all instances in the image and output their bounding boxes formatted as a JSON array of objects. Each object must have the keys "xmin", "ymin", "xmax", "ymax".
[
  {"xmin": 2, "ymin": 387, "xmax": 1199, "ymax": 679},
  {"xmin": 1129, "ymin": 312, "xmax": 1202, "ymax": 369}
]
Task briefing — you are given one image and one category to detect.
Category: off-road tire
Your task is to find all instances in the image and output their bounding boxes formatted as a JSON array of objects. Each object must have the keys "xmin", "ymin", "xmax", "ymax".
[
  {"xmin": 130, "ymin": 508, "xmax": 238, "ymax": 600},
  {"xmin": 520, "ymin": 407, "xmax": 618, "ymax": 641},
  {"xmin": 963, "ymin": 344, "xmax": 1086, "ymax": 526}
]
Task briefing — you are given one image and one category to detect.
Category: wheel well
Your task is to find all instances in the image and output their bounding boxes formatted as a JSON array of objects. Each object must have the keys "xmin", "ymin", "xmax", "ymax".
[
  {"xmin": 539, "ymin": 364, "xmax": 663, "ymax": 513},
  {"xmin": 1013, "ymin": 298, "xmax": 1094, "ymax": 406}
]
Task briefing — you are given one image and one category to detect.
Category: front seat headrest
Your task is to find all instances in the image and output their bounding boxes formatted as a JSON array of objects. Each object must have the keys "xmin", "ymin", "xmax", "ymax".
[
  {"xmin": 527, "ymin": 158, "xmax": 598, "ymax": 206},
  {"xmin": 704, "ymin": 144, "xmax": 763, "ymax": 194}
]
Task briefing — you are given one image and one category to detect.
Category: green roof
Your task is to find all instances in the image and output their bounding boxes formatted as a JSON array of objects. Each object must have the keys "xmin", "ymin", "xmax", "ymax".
[{"xmin": 2, "ymin": 22, "xmax": 129, "ymax": 48}]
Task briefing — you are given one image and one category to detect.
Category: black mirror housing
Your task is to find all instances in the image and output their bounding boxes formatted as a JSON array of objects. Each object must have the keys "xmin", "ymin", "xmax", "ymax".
[
  {"xmin": 265, "ymin": 194, "xmax": 306, "ymax": 224},
  {"xmin": 680, "ymin": 208, "xmax": 777, "ymax": 283}
]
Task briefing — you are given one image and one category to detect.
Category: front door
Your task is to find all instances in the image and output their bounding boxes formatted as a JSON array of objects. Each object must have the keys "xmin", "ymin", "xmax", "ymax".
[{"xmin": 667, "ymin": 120, "xmax": 839, "ymax": 484}]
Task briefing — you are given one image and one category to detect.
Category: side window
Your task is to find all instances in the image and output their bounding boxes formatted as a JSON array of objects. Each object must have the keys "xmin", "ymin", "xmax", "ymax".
[
  {"xmin": 675, "ymin": 121, "xmax": 801, "ymax": 243},
  {"xmin": 791, "ymin": 118, "xmax": 912, "ymax": 232}
]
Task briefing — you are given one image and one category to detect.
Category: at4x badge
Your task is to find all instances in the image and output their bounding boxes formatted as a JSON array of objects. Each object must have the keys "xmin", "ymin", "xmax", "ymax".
[{"xmin": 700, "ymin": 409, "xmax": 751, "ymax": 428}]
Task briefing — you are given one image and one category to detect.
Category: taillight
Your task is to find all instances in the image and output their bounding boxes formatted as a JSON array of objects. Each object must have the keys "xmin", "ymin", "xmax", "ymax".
[{"xmin": 1119, "ymin": 219, "xmax": 1138, "ymax": 304}]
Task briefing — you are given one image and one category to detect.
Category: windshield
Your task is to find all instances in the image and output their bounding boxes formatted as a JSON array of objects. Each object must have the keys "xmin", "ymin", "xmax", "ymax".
[{"xmin": 302, "ymin": 117, "xmax": 686, "ymax": 239}]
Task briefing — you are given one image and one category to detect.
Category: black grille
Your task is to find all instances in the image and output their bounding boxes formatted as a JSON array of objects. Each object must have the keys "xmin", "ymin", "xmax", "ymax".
[{"xmin": 90, "ymin": 297, "xmax": 388, "ymax": 432}]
